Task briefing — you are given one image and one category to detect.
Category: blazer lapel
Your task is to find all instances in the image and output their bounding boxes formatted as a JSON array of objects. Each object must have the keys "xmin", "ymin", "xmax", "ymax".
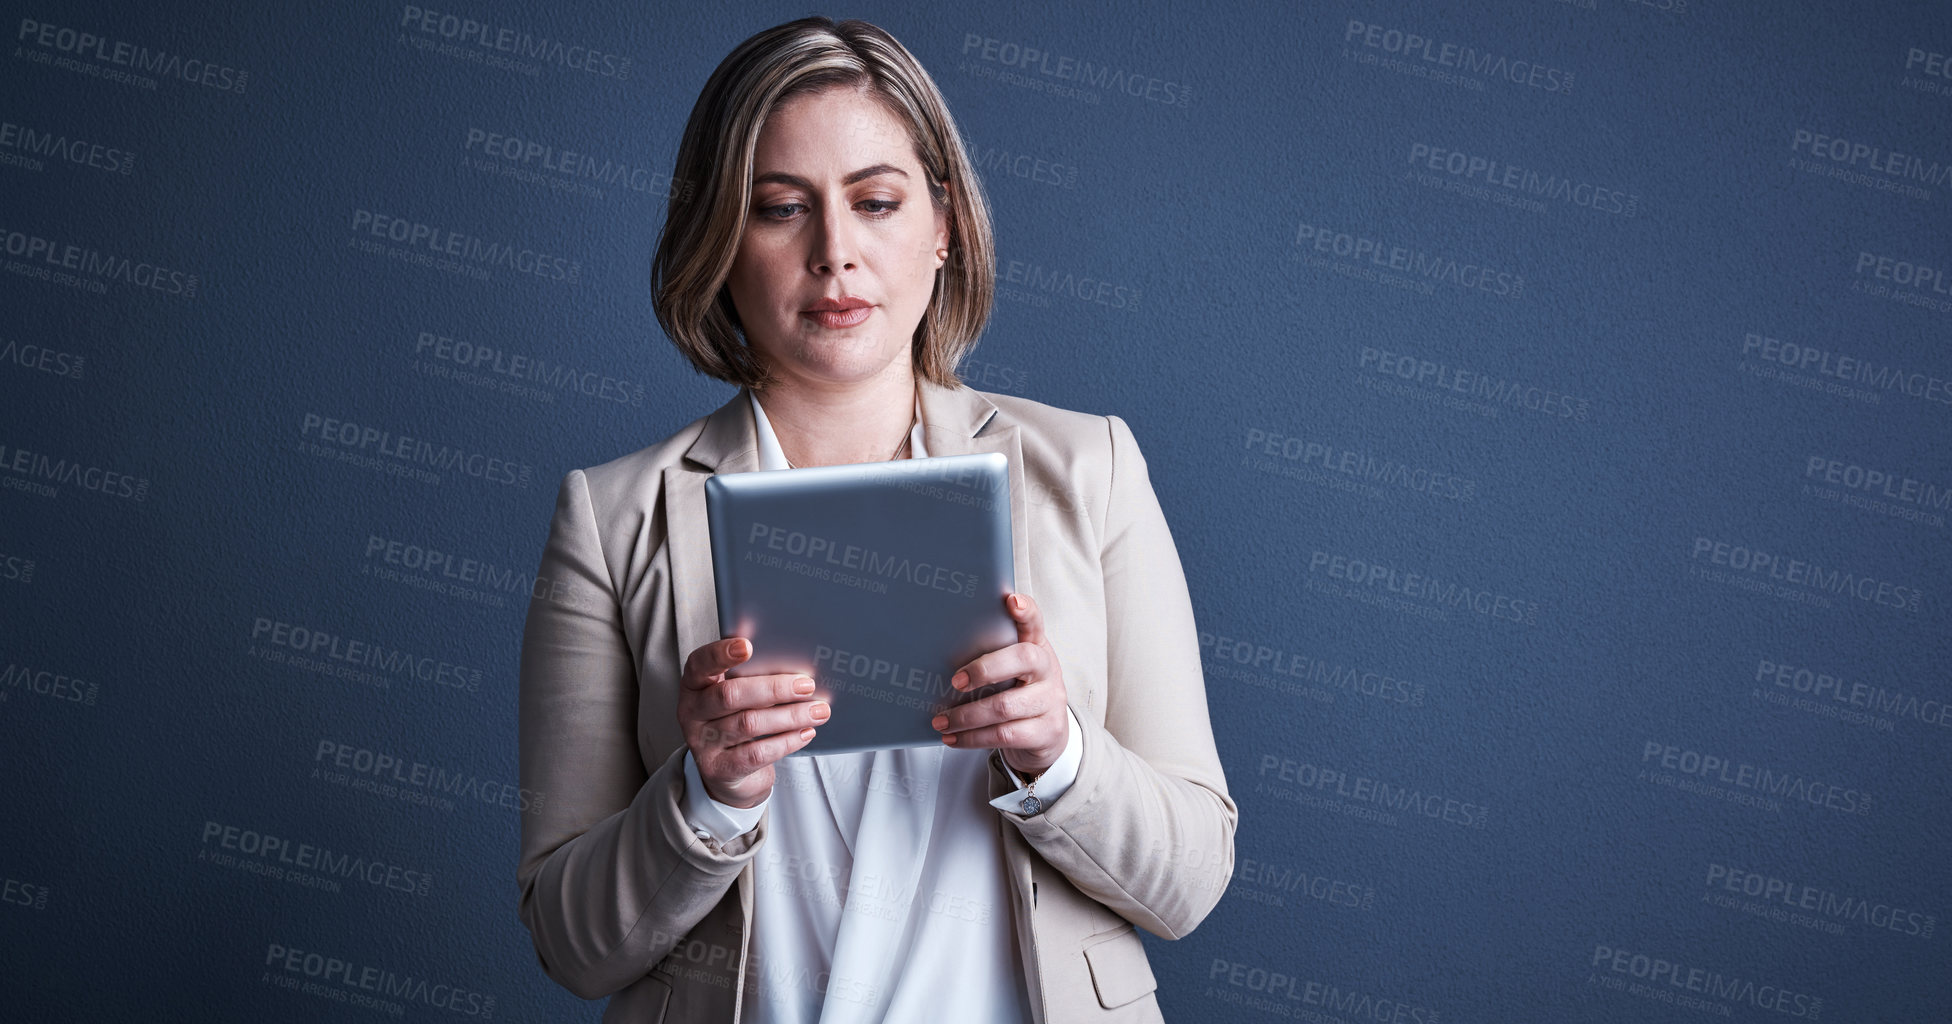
[
  {"xmin": 916, "ymin": 378, "xmax": 1034, "ymax": 600},
  {"xmin": 665, "ymin": 388, "xmax": 759, "ymax": 671}
]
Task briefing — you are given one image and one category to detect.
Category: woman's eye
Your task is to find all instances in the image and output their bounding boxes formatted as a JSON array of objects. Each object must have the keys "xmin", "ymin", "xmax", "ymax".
[{"xmin": 757, "ymin": 200, "xmax": 900, "ymax": 220}]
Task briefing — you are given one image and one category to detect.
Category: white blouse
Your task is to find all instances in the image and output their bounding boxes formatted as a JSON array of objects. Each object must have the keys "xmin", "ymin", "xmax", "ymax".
[{"xmin": 673, "ymin": 390, "xmax": 1084, "ymax": 1023}]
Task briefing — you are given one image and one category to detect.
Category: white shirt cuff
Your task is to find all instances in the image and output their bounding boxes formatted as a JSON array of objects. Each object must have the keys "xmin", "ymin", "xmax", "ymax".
[
  {"xmin": 681, "ymin": 748, "xmax": 768, "ymax": 841},
  {"xmin": 988, "ymin": 706, "xmax": 1083, "ymax": 815}
]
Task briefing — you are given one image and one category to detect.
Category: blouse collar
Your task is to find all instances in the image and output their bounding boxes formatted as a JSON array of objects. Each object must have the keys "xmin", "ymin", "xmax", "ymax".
[{"xmin": 747, "ymin": 388, "xmax": 930, "ymax": 471}]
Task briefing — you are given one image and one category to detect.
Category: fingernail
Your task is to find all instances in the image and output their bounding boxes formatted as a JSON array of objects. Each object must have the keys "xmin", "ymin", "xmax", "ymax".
[
  {"xmin": 952, "ymin": 671, "xmax": 968, "ymax": 690},
  {"xmin": 732, "ymin": 639, "xmax": 751, "ymax": 658},
  {"xmin": 810, "ymin": 701, "xmax": 830, "ymax": 723},
  {"xmin": 941, "ymin": 734, "xmax": 957, "ymax": 745},
  {"xmin": 799, "ymin": 728, "xmax": 816, "ymax": 741},
  {"xmin": 931, "ymin": 715, "xmax": 948, "ymax": 731},
  {"xmin": 793, "ymin": 676, "xmax": 816, "ymax": 694},
  {"xmin": 1010, "ymin": 594, "xmax": 1025, "ymax": 613}
]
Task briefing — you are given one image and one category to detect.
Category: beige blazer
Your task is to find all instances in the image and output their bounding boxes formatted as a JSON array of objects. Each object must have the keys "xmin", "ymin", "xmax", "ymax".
[{"xmin": 516, "ymin": 378, "xmax": 1238, "ymax": 1023}]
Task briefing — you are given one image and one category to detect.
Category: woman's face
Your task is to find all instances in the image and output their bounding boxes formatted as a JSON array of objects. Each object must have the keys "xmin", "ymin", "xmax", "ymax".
[{"xmin": 725, "ymin": 84, "xmax": 950, "ymax": 390}]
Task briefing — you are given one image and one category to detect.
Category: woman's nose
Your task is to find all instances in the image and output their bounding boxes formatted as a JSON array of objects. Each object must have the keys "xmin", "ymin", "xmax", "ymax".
[{"xmin": 807, "ymin": 204, "xmax": 860, "ymax": 274}]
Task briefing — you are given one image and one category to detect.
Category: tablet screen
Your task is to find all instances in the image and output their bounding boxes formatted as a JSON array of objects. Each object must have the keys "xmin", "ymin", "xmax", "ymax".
[{"xmin": 706, "ymin": 453, "xmax": 1019, "ymax": 755}]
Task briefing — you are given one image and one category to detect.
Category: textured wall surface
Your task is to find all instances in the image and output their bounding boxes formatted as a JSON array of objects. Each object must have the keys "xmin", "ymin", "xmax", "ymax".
[{"xmin": 3, "ymin": 2, "xmax": 1948, "ymax": 1021}]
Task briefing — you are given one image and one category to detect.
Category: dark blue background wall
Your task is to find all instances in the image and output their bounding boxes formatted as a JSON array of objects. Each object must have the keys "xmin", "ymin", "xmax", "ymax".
[{"xmin": 5, "ymin": 2, "xmax": 1948, "ymax": 1021}]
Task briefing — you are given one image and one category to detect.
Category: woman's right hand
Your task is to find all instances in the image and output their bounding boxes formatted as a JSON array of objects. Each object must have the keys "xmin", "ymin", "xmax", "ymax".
[{"xmin": 679, "ymin": 637, "xmax": 827, "ymax": 808}]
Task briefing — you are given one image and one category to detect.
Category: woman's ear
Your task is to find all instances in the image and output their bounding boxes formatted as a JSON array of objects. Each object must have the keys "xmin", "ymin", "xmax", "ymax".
[{"xmin": 932, "ymin": 179, "xmax": 953, "ymax": 261}]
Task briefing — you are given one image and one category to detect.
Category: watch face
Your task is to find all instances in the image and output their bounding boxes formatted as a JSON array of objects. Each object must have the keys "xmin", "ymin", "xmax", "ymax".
[{"xmin": 1019, "ymin": 795, "xmax": 1043, "ymax": 815}]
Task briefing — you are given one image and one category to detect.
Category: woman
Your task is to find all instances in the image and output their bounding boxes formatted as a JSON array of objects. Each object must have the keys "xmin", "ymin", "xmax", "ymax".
[{"xmin": 517, "ymin": 16, "xmax": 1235, "ymax": 1024}]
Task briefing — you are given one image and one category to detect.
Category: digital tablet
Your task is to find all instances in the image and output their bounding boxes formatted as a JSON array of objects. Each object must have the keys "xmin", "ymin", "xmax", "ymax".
[{"xmin": 704, "ymin": 452, "xmax": 1020, "ymax": 755}]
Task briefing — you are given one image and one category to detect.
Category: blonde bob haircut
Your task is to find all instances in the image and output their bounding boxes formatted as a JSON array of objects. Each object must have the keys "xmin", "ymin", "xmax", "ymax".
[{"xmin": 652, "ymin": 16, "xmax": 997, "ymax": 391}]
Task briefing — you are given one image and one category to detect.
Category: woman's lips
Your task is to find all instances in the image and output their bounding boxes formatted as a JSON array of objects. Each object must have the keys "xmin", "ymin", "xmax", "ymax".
[{"xmin": 802, "ymin": 306, "xmax": 873, "ymax": 329}]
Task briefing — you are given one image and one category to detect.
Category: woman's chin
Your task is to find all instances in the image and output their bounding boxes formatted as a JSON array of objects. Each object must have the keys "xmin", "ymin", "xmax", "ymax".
[{"xmin": 774, "ymin": 345, "xmax": 910, "ymax": 385}]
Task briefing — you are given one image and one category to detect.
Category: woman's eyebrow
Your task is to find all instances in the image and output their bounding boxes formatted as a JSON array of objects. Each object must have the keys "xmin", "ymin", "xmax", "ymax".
[{"xmin": 753, "ymin": 163, "xmax": 910, "ymax": 189}]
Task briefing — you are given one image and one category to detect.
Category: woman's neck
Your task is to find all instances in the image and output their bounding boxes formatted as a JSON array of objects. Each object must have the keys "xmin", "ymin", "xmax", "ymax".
[{"xmin": 754, "ymin": 370, "xmax": 918, "ymax": 468}]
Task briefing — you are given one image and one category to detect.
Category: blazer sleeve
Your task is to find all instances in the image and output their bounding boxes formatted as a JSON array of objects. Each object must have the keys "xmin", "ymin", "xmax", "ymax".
[
  {"xmin": 998, "ymin": 414, "xmax": 1239, "ymax": 940},
  {"xmin": 516, "ymin": 468, "xmax": 767, "ymax": 1000}
]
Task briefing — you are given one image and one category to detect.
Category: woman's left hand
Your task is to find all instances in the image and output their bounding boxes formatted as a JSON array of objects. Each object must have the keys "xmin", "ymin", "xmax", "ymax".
[{"xmin": 933, "ymin": 592, "xmax": 1069, "ymax": 776}]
